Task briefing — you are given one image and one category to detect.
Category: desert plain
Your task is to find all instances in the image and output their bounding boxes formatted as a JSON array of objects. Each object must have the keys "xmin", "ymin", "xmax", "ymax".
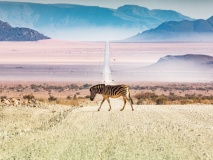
[{"xmin": 0, "ymin": 40, "xmax": 213, "ymax": 159}]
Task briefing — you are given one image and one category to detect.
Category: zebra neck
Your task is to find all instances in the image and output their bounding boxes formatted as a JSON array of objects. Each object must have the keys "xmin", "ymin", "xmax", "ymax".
[{"xmin": 97, "ymin": 85, "xmax": 105, "ymax": 94}]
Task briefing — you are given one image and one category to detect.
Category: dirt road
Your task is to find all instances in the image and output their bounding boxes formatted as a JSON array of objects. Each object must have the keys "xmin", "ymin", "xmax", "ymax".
[{"xmin": 1, "ymin": 101, "xmax": 213, "ymax": 159}]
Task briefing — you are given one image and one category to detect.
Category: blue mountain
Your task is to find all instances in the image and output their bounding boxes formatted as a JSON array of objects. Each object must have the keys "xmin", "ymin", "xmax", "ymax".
[
  {"xmin": 0, "ymin": 2, "xmax": 192, "ymax": 40},
  {"xmin": 127, "ymin": 16, "xmax": 213, "ymax": 42},
  {"xmin": 115, "ymin": 5, "xmax": 192, "ymax": 28}
]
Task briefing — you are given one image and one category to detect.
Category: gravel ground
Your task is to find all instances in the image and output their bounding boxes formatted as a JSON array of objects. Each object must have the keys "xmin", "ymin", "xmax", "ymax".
[{"xmin": 1, "ymin": 102, "xmax": 213, "ymax": 160}]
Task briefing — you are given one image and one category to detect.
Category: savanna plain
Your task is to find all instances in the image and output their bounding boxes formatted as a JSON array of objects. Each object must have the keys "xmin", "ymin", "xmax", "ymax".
[{"xmin": 0, "ymin": 40, "xmax": 213, "ymax": 159}]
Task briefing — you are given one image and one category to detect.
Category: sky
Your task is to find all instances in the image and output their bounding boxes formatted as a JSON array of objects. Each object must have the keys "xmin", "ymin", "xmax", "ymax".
[{"xmin": 0, "ymin": 0, "xmax": 213, "ymax": 19}]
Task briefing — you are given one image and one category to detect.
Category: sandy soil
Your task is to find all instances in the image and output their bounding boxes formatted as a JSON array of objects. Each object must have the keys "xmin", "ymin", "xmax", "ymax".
[
  {"xmin": 0, "ymin": 40, "xmax": 105, "ymax": 82},
  {"xmin": 1, "ymin": 101, "xmax": 213, "ymax": 159},
  {"xmin": 1, "ymin": 40, "xmax": 213, "ymax": 82},
  {"xmin": 0, "ymin": 40, "xmax": 105, "ymax": 65}
]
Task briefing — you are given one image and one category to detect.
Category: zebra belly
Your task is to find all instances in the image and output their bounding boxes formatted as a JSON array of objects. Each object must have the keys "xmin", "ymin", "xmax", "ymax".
[{"xmin": 108, "ymin": 95, "xmax": 122, "ymax": 98}]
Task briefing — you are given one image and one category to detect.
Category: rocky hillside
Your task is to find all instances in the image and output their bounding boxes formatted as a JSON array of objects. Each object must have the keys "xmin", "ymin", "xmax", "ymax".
[
  {"xmin": 127, "ymin": 16, "xmax": 213, "ymax": 42},
  {"xmin": 143, "ymin": 54, "xmax": 213, "ymax": 71},
  {"xmin": 0, "ymin": 20, "xmax": 50, "ymax": 41},
  {"xmin": 0, "ymin": 97, "xmax": 43, "ymax": 107}
]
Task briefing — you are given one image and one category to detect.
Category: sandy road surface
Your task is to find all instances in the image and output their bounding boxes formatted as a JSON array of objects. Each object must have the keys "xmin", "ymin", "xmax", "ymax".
[{"xmin": 1, "ymin": 101, "xmax": 213, "ymax": 159}]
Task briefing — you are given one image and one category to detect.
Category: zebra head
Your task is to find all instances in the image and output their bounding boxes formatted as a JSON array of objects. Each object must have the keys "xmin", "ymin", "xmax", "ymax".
[{"xmin": 89, "ymin": 84, "xmax": 105, "ymax": 101}]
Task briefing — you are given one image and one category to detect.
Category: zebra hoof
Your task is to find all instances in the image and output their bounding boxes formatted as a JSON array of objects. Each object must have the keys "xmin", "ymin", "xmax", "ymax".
[
  {"xmin": 108, "ymin": 109, "xmax": 111, "ymax": 111},
  {"xmin": 120, "ymin": 109, "xmax": 123, "ymax": 111},
  {"xmin": 97, "ymin": 109, "xmax": 100, "ymax": 111}
]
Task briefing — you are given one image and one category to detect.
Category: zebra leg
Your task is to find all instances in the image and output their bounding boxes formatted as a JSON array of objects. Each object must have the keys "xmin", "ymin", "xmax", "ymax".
[
  {"xmin": 106, "ymin": 98, "xmax": 112, "ymax": 111},
  {"xmin": 120, "ymin": 97, "xmax": 127, "ymax": 111},
  {"xmin": 128, "ymin": 92, "xmax": 134, "ymax": 111},
  {"xmin": 127, "ymin": 98, "xmax": 134, "ymax": 111},
  {"xmin": 98, "ymin": 98, "xmax": 105, "ymax": 111}
]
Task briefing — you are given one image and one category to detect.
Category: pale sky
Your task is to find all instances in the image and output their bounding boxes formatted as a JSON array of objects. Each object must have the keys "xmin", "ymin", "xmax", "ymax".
[{"xmin": 0, "ymin": 0, "xmax": 213, "ymax": 19}]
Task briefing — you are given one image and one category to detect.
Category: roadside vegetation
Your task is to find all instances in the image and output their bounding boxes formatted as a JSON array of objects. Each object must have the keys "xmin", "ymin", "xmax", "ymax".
[
  {"xmin": 0, "ymin": 82, "xmax": 213, "ymax": 106},
  {"xmin": 134, "ymin": 92, "xmax": 213, "ymax": 105}
]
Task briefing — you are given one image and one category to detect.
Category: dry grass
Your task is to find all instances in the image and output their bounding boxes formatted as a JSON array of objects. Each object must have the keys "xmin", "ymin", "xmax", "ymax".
[
  {"xmin": 1, "ymin": 104, "xmax": 213, "ymax": 159},
  {"xmin": 134, "ymin": 92, "xmax": 213, "ymax": 105},
  {"xmin": 0, "ymin": 104, "xmax": 73, "ymax": 142},
  {"xmin": 1, "ymin": 82, "xmax": 213, "ymax": 106},
  {"xmin": 56, "ymin": 98, "xmax": 79, "ymax": 106}
]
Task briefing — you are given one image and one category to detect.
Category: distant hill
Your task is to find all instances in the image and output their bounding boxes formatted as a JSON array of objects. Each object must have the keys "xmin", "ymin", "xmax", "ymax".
[
  {"xmin": 114, "ymin": 5, "xmax": 192, "ymax": 28},
  {"xmin": 0, "ymin": 20, "xmax": 50, "ymax": 41},
  {"xmin": 143, "ymin": 54, "xmax": 213, "ymax": 71},
  {"xmin": 127, "ymin": 16, "xmax": 213, "ymax": 42},
  {"xmin": 0, "ymin": 2, "xmax": 192, "ymax": 40}
]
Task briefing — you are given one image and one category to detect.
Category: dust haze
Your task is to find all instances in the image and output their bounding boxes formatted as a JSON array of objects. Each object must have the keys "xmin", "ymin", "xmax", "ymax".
[{"xmin": 40, "ymin": 27, "xmax": 142, "ymax": 41}]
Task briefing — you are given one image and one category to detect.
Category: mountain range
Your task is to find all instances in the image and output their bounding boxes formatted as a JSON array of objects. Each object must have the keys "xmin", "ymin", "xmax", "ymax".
[
  {"xmin": 127, "ymin": 16, "xmax": 213, "ymax": 42},
  {"xmin": 0, "ymin": 20, "xmax": 49, "ymax": 41},
  {"xmin": 0, "ymin": 2, "xmax": 192, "ymax": 40}
]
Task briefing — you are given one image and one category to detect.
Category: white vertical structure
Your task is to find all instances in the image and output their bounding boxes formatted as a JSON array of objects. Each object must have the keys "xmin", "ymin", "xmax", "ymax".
[{"xmin": 103, "ymin": 41, "xmax": 112, "ymax": 84}]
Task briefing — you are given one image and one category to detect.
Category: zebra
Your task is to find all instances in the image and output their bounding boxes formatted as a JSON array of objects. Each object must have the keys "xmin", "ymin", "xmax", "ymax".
[{"xmin": 90, "ymin": 84, "xmax": 134, "ymax": 111}]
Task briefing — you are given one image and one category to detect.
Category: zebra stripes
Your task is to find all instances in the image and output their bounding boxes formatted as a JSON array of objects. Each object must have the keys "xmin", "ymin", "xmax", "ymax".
[{"xmin": 90, "ymin": 84, "xmax": 134, "ymax": 111}]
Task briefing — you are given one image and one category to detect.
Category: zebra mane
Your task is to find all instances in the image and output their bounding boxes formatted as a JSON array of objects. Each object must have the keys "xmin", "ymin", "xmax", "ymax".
[
  {"xmin": 93, "ymin": 84, "xmax": 105, "ymax": 88},
  {"xmin": 90, "ymin": 84, "xmax": 105, "ymax": 93},
  {"xmin": 99, "ymin": 84, "xmax": 105, "ymax": 87}
]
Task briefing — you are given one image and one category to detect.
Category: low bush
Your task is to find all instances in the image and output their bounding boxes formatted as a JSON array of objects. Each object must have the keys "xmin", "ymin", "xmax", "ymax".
[
  {"xmin": 48, "ymin": 96, "xmax": 57, "ymax": 102},
  {"xmin": 66, "ymin": 96, "xmax": 72, "ymax": 100},
  {"xmin": 134, "ymin": 92, "xmax": 213, "ymax": 105},
  {"xmin": 0, "ymin": 95, "xmax": 7, "ymax": 99},
  {"xmin": 85, "ymin": 95, "xmax": 90, "ymax": 99},
  {"xmin": 23, "ymin": 94, "xmax": 35, "ymax": 100},
  {"xmin": 156, "ymin": 96, "xmax": 167, "ymax": 105}
]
